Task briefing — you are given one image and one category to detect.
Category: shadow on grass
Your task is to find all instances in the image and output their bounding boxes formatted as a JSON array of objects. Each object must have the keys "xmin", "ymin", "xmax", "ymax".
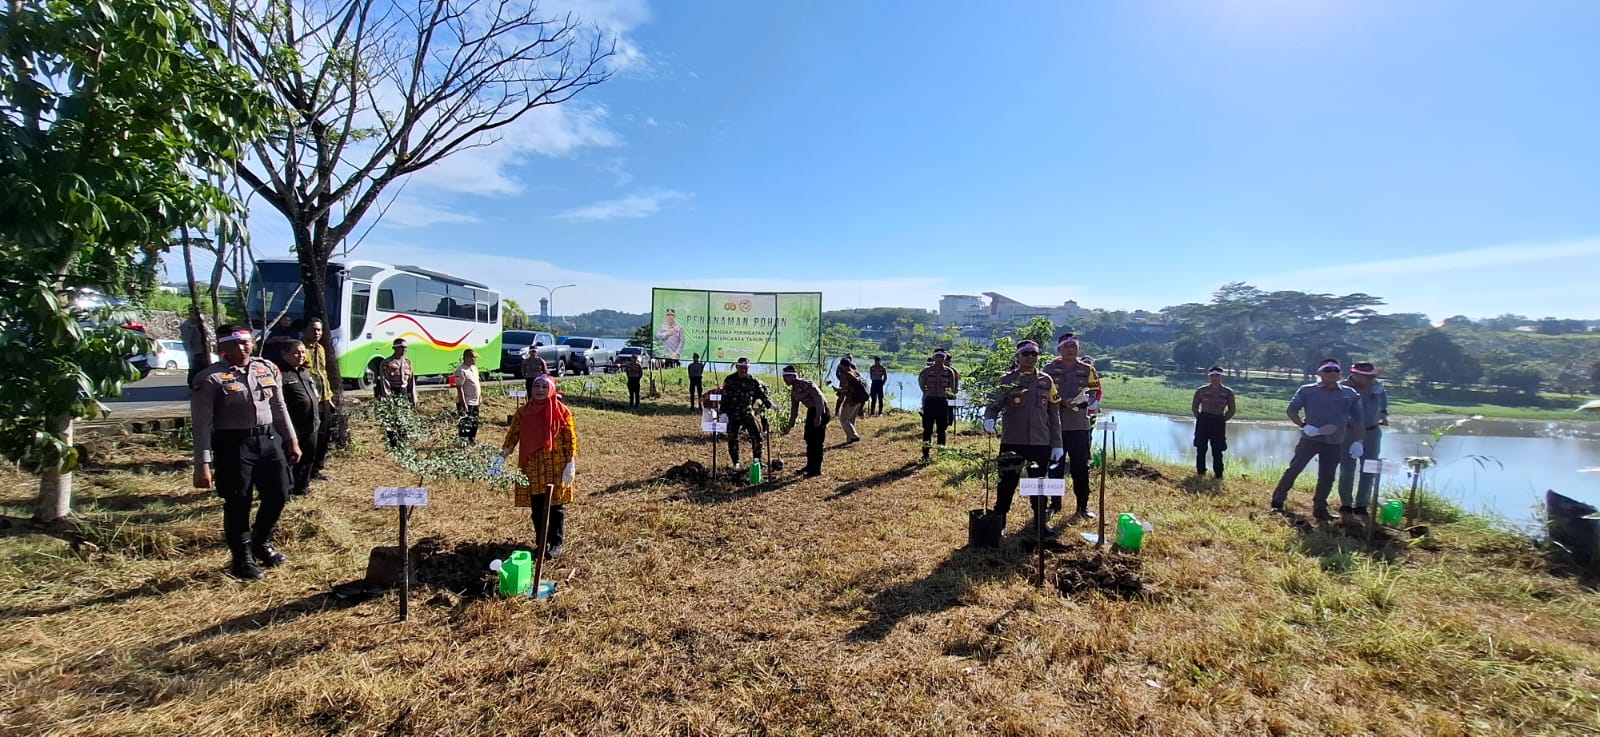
[
  {"xmin": 1281, "ymin": 508, "xmax": 1407, "ymax": 565},
  {"xmin": 0, "ymin": 571, "xmax": 214, "ymax": 619},
  {"xmin": 827, "ymin": 461, "xmax": 923, "ymax": 500},
  {"xmin": 79, "ymin": 459, "xmax": 192, "ymax": 475},
  {"xmin": 157, "ymin": 590, "xmax": 343, "ymax": 653},
  {"xmin": 845, "ymin": 546, "xmax": 1028, "ymax": 642},
  {"xmin": 1178, "ymin": 475, "xmax": 1225, "ymax": 496},
  {"xmin": 89, "ymin": 490, "xmax": 214, "ymax": 511},
  {"xmin": 685, "ymin": 474, "xmax": 808, "ymax": 505}
]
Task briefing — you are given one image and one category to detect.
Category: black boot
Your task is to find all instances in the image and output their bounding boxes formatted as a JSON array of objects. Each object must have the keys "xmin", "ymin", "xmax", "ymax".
[
  {"xmin": 229, "ymin": 545, "xmax": 263, "ymax": 580},
  {"xmin": 251, "ymin": 537, "xmax": 287, "ymax": 568},
  {"xmin": 545, "ymin": 505, "xmax": 566, "ymax": 559},
  {"xmin": 1196, "ymin": 450, "xmax": 1206, "ymax": 476}
]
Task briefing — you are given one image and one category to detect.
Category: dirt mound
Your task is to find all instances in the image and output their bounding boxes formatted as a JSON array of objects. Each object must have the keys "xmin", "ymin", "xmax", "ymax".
[
  {"xmin": 663, "ymin": 460, "xmax": 710, "ymax": 484},
  {"xmin": 1110, "ymin": 458, "xmax": 1165, "ymax": 481},
  {"xmin": 1053, "ymin": 546, "xmax": 1151, "ymax": 599},
  {"xmin": 413, "ymin": 537, "xmax": 533, "ymax": 599}
]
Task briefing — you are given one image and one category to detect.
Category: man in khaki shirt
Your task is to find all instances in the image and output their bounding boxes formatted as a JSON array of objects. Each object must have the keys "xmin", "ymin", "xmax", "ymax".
[
  {"xmin": 301, "ymin": 318, "xmax": 336, "ymax": 482},
  {"xmin": 191, "ymin": 327, "xmax": 301, "ymax": 580},
  {"xmin": 918, "ymin": 350, "xmax": 960, "ymax": 462},
  {"xmin": 1042, "ymin": 333, "xmax": 1102, "ymax": 520},
  {"xmin": 783, "ymin": 365, "xmax": 832, "ymax": 477},
  {"xmin": 1191, "ymin": 365, "xmax": 1237, "ymax": 478},
  {"xmin": 981, "ymin": 340, "xmax": 1064, "ymax": 536}
]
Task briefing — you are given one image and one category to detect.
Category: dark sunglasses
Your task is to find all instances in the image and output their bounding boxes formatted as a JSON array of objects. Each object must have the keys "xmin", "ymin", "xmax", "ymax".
[{"xmin": 1019, "ymin": 350, "xmax": 1039, "ymax": 357}]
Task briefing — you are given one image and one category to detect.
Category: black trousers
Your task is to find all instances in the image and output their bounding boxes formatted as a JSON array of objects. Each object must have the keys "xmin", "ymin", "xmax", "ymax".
[
  {"xmin": 1047, "ymin": 429, "xmax": 1093, "ymax": 511},
  {"xmin": 726, "ymin": 411, "xmax": 763, "ymax": 464},
  {"xmin": 627, "ymin": 376, "xmax": 642, "ymax": 407},
  {"xmin": 803, "ymin": 408, "xmax": 829, "ymax": 474},
  {"xmin": 688, "ymin": 376, "xmax": 703, "ymax": 407},
  {"xmin": 869, "ymin": 379, "xmax": 885, "ymax": 414},
  {"xmin": 186, "ymin": 355, "xmax": 209, "ymax": 387},
  {"xmin": 1271, "ymin": 438, "xmax": 1342, "ymax": 511},
  {"xmin": 994, "ymin": 443, "xmax": 1052, "ymax": 518},
  {"xmin": 310, "ymin": 402, "xmax": 334, "ymax": 475},
  {"xmin": 921, "ymin": 397, "xmax": 951, "ymax": 448},
  {"xmin": 212, "ymin": 429, "xmax": 291, "ymax": 550},
  {"xmin": 289, "ymin": 427, "xmax": 317, "ymax": 494},
  {"xmin": 528, "ymin": 494, "xmax": 566, "ymax": 550},
  {"xmin": 1194, "ymin": 414, "xmax": 1227, "ymax": 476},
  {"xmin": 458, "ymin": 404, "xmax": 480, "ymax": 443}
]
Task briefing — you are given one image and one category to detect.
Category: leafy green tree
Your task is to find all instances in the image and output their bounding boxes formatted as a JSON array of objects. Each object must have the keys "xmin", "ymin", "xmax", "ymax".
[
  {"xmin": 1017, "ymin": 316, "xmax": 1055, "ymax": 348},
  {"xmin": 629, "ymin": 324, "xmax": 651, "ymax": 347},
  {"xmin": 1171, "ymin": 335, "xmax": 1220, "ymax": 371},
  {"xmin": 1254, "ymin": 342, "xmax": 1299, "ymax": 371},
  {"xmin": 1, "ymin": 0, "xmax": 267, "ymax": 522},
  {"xmin": 1487, "ymin": 364, "xmax": 1544, "ymax": 395},
  {"xmin": 1395, "ymin": 329, "xmax": 1483, "ymax": 387},
  {"xmin": 1114, "ymin": 342, "xmax": 1170, "ymax": 369}
]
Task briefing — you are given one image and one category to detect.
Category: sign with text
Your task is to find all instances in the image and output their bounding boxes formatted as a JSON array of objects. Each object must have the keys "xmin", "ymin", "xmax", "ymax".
[
  {"xmin": 701, "ymin": 408, "xmax": 727, "ymax": 433},
  {"xmin": 374, "ymin": 487, "xmax": 429, "ymax": 506},
  {"xmin": 508, "ymin": 390, "xmax": 526, "ymax": 398},
  {"xmin": 1018, "ymin": 478, "xmax": 1067, "ymax": 497},
  {"xmin": 947, "ymin": 398, "xmax": 967, "ymax": 408},
  {"xmin": 1098, "ymin": 420, "xmax": 1118, "ymax": 432},
  {"xmin": 652, "ymin": 288, "xmax": 822, "ymax": 365},
  {"xmin": 1363, "ymin": 460, "xmax": 1406, "ymax": 476}
]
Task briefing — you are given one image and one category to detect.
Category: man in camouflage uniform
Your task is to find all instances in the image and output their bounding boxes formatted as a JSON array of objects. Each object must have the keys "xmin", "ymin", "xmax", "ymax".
[{"xmin": 720, "ymin": 357, "xmax": 774, "ymax": 469}]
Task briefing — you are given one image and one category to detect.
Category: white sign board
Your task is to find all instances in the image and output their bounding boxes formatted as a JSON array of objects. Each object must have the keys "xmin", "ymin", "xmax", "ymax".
[
  {"xmin": 1019, "ymin": 477, "xmax": 1067, "ymax": 497},
  {"xmin": 585, "ymin": 383, "xmax": 598, "ymax": 391},
  {"xmin": 946, "ymin": 398, "xmax": 967, "ymax": 408},
  {"xmin": 708, "ymin": 392, "xmax": 722, "ymax": 402},
  {"xmin": 1098, "ymin": 420, "xmax": 1117, "ymax": 432},
  {"xmin": 374, "ymin": 487, "xmax": 429, "ymax": 506},
  {"xmin": 701, "ymin": 421, "xmax": 728, "ymax": 433},
  {"xmin": 1363, "ymin": 460, "xmax": 1405, "ymax": 476},
  {"xmin": 507, "ymin": 390, "xmax": 526, "ymax": 398}
]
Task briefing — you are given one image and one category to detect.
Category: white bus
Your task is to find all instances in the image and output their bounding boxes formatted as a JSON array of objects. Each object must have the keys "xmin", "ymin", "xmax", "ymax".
[{"xmin": 246, "ymin": 259, "xmax": 503, "ymax": 387}]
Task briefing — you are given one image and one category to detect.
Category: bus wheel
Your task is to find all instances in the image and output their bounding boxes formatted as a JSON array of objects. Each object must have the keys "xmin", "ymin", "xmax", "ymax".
[{"xmin": 360, "ymin": 358, "xmax": 382, "ymax": 390}]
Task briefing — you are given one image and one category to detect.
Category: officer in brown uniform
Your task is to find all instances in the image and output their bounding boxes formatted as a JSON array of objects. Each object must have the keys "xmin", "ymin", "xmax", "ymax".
[
  {"xmin": 782, "ymin": 365, "xmax": 832, "ymax": 476},
  {"xmin": 191, "ymin": 327, "xmax": 301, "ymax": 580},
  {"xmin": 623, "ymin": 355, "xmax": 645, "ymax": 408},
  {"xmin": 1042, "ymin": 333, "xmax": 1102, "ymax": 520},
  {"xmin": 375, "ymin": 338, "xmax": 418, "ymax": 448},
  {"xmin": 981, "ymin": 340, "xmax": 1064, "ymax": 536},
  {"xmin": 918, "ymin": 349, "xmax": 960, "ymax": 462},
  {"xmin": 1191, "ymin": 365, "xmax": 1236, "ymax": 478}
]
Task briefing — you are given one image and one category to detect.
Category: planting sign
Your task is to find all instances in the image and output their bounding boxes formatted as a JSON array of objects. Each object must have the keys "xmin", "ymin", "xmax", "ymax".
[{"xmin": 651, "ymin": 288, "xmax": 822, "ymax": 366}]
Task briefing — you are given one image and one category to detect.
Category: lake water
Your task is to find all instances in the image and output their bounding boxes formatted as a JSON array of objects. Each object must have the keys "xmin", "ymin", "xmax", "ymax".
[{"xmin": 714, "ymin": 364, "xmax": 1600, "ymax": 525}]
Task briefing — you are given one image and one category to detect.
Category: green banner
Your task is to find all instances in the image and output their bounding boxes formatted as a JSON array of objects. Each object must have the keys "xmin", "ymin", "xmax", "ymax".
[{"xmin": 652, "ymin": 288, "xmax": 821, "ymax": 365}]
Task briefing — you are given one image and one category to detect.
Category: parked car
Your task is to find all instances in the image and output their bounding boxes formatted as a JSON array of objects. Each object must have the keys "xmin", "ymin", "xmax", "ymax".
[
  {"xmin": 556, "ymin": 336, "xmax": 617, "ymax": 375},
  {"xmin": 144, "ymin": 339, "xmax": 220, "ymax": 371},
  {"xmin": 500, "ymin": 330, "xmax": 573, "ymax": 376},
  {"xmin": 615, "ymin": 346, "xmax": 660, "ymax": 369}
]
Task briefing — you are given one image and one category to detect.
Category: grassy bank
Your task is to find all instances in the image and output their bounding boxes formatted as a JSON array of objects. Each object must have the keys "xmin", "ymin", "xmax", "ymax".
[
  {"xmin": 1, "ymin": 388, "xmax": 1597, "ymax": 736},
  {"xmin": 1100, "ymin": 375, "xmax": 1600, "ymax": 422}
]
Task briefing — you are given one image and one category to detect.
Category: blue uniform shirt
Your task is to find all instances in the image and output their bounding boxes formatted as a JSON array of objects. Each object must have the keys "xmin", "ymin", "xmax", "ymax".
[
  {"xmin": 1344, "ymin": 379, "xmax": 1390, "ymax": 428},
  {"xmin": 1287, "ymin": 381, "xmax": 1362, "ymax": 445}
]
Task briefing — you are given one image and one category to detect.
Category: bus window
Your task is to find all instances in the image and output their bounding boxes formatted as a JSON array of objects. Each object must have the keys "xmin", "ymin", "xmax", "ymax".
[
  {"xmin": 476, "ymin": 301, "xmax": 489, "ymax": 323},
  {"xmin": 416, "ymin": 279, "xmax": 449, "ymax": 317},
  {"xmin": 490, "ymin": 295, "xmax": 500, "ymax": 324},
  {"xmin": 350, "ymin": 281, "xmax": 371, "ymax": 337},
  {"xmin": 377, "ymin": 273, "xmax": 415, "ymax": 312}
]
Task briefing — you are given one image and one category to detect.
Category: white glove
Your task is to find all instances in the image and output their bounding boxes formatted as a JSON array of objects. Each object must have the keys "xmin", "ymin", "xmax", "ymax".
[
  {"xmin": 1087, "ymin": 400, "xmax": 1100, "ymax": 412},
  {"xmin": 1349, "ymin": 441, "xmax": 1364, "ymax": 459},
  {"xmin": 1050, "ymin": 447, "xmax": 1065, "ymax": 462},
  {"xmin": 718, "ymin": 414, "xmax": 728, "ymax": 424},
  {"xmin": 1069, "ymin": 390, "xmax": 1091, "ymax": 408},
  {"xmin": 983, "ymin": 419, "xmax": 996, "ymax": 434},
  {"xmin": 489, "ymin": 453, "xmax": 506, "ymax": 476},
  {"xmin": 1302, "ymin": 424, "xmax": 1320, "ymax": 437},
  {"xmin": 561, "ymin": 460, "xmax": 575, "ymax": 486}
]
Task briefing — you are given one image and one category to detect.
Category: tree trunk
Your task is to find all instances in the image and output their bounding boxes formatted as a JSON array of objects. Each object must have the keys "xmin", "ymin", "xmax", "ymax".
[
  {"xmin": 36, "ymin": 415, "xmax": 74, "ymax": 523},
  {"xmin": 208, "ymin": 240, "xmax": 227, "ymax": 329},
  {"xmin": 295, "ymin": 223, "xmax": 345, "ymax": 408}
]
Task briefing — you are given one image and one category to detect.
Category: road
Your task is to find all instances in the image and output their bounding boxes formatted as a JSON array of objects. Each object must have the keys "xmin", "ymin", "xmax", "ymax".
[{"xmin": 102, "ymin": 370, "xmax": 519, "ymax": 421}]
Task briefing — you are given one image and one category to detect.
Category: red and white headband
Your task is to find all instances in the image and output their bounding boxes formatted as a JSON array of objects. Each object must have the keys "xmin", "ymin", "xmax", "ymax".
[
  {"xmin": 1350, "ymin": 364, "xmax": 1378, "ymax": 376},
  {"xmin": 1058, "ymin": 335, "xmax": 1079, "ymax": 347},
  {"xmin": 218, "ymin": 330, "xmax": 252, "ymax": 344},
  {"xmin": 1317, "ymin": 360, "xmax": 1342, "ymax": 372},
  {"xmin": 1207, "ymin": 368, "xmax": 1225, "ymax": 376}
]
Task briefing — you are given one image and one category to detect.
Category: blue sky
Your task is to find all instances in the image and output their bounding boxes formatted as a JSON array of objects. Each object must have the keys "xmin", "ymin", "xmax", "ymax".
[{"xmin": 232, "ymin": 0, "xmax": 1600, "ymax": 320}]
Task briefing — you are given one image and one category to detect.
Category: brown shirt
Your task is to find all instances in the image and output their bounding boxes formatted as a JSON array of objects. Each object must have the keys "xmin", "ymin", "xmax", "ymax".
[
  {"xmin": 1042, "ymin": 356, "xmax": 1101, "ymax": 431},
  {"xmin": 787, "ymin": 377, "xmax": 828, "ymax": 416},
  {"xmin": 376, "ymin": 356, "xmax": 418, "ymax": 405},
  {"xmin": 1192, "ymin": 384, "xmax": 1236, "ymax": 419},
  {"xmin": 983, "ymin": 369, "xmax": 1062, "ymax": 448},
  {"xmin": 624, "ymin": 360, "xmax": 644, "ymax": 378},
  {"xmin": 190, "ymin": 357, "xmax": 295, "ymax": 465},
  {"xmin": 918, "ymin": 364, "xmax": 959, "ymax": 400}
]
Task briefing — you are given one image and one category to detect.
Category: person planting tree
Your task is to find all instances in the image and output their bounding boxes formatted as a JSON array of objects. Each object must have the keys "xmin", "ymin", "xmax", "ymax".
[{"xmin": 495, "ymin": 375, "xmax": 579, "ymax": 559}]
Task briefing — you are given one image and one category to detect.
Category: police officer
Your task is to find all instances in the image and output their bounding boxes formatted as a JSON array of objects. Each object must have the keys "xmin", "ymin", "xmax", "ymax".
[
  {"xmin": 687, "ymin": 353, "xmax": 705, "ymax": 409},
  {"xmin": 376, "ymin": 338, "xmax": 418, "ymax": 448},
  {"xmin": 981, "ymin": 340, "xmax": 1063, "ymax": 537},
  {"xmin": 1337, "ymin": 361, "xmax": 1389, "ymax": 517},
  {"xmin": 867, "ymin": 356, "xmax": 888, "ymax": 416},
  {"xmin": 782, "ymin": 365, "xmax": 832, "ymax": 476},
  {"xmin": 623, "ymin": 354, "xmax": 645, "ymax": 408},
  {"xmin": 1191, "ymin": 365, "xmax": 1236, "ymax": 478},
  {"xmin": 1271, "ymin": 359, "xmax": 1363, "ymax": 519},
  {"xmin": 191, "ymin": 326, "xmax": 301, "ymax": 580},
  {"xmin": 918, "ymin": 349, "xmax": 959, "ymax": 462},
  {"xmin": 1042, "ymin": 333, "xmax": 1101, "ymax": 520},
  {"xmin": 720, "ymin": 357, "xmax": 774, "ymax": 469}
]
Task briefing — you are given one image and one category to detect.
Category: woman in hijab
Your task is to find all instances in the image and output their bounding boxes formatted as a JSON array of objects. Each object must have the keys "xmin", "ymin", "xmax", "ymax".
[
  {"xmin": 268, "ymin": 338, "xmax": 321, "ymax": 497},
  {"xmin": 496, "ymin": 374, "xmax": 578, "ymax": 559}
]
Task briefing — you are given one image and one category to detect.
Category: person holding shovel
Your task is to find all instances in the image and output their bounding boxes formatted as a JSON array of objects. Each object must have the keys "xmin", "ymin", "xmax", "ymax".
[
  {"xmin": 1270, "ymin": 359, "xmax": 1363, "ymax": 519},
  {"xmin": 782, "ymin": 366, "xmax": 832, "ymax": 477},
  {"xmin": 496, "ymin": 375, "xmax": 578, "ymax": 559},
  {"xmin": 1337, "ymin": 361, "xmax": 1389, "ymax": 517},
  {"xmin": 981, "ymin": 340, "xmax": 1064, "ymax": 538},
  {"xmin": 720, "ymin": 357, "xmax": 774, "ymax": 470},
  {"xmin": 1043, "ymin": 333, "xmax": 1101, "ymax": 521}
]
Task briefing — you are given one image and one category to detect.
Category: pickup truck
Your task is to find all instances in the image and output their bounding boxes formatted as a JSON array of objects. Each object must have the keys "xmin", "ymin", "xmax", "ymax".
[
  {"xmin": 556, "ymin": 336, "xmax": 617, "ymax": 375},
  {"xmin": 501, "ymin": 330, "xmax": 573, "ymax": 376}
]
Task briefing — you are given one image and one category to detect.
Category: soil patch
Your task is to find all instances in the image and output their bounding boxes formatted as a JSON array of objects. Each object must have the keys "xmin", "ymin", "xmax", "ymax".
[
  {"xmin": 1110, "ymin": 458, "xmax": 1165, "ymax": 482},
  {"xmin": 662, "ymin": 461, "xmax": 710, "ymax": 485},
  {"xmin": 1052, "ymin": 546, "xmax": 1153, "ymax": 600},
  {"xmin": 413, "ymin": 536, "xmax": 533, "ymax": 599}
]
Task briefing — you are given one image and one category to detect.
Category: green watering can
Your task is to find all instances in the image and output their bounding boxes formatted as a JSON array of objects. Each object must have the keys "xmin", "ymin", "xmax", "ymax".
[
  {"xmin": 1117, "ymin": 513, "xmax": 1151, "ymax": 552},
  {"xmin": 1378, "ymin": 500, "xmax": 1404, "ymax": 526},
  {"xmin": 491, "ymin": 550, "xmax": 534, "ymax": 597}
]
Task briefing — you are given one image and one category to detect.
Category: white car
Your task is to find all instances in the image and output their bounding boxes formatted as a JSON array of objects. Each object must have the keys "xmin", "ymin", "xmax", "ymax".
[{"xmin": 145, "ymin": 340, "xmax": 219, "ymax": 371}]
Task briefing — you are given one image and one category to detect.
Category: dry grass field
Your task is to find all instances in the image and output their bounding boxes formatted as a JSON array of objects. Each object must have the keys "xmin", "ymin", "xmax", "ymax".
[{"xmin": 2, "ymin": 384, "xmax": 1597, "ymax": 736}]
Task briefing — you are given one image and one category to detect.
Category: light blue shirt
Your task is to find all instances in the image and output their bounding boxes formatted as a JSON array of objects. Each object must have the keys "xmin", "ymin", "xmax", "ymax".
[
  {"xmin": 1287, "ymin": 381, "xmax": 1362, "ymax": 445},
  {"xmin": 1345, "ymin": 379, "xmax": 1389, "ymax": 428}
]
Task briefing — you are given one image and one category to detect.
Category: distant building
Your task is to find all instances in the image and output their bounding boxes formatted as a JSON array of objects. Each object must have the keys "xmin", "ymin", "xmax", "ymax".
[{"xmin": 938, "ymin": 292, "xmax": 1090, "ymax": 326}]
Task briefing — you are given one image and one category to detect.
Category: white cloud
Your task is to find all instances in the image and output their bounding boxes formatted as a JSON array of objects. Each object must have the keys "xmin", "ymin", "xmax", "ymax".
[
  {"xmin": 401, "ymin": 104, "xmax": 621, "ymax": 197},
  {"xmin": 551, "ymin": 190, "xmax": 689, "ymax": 222},
  {"xmin": 380, "ymin": 200, "xmax": 481, "ymax": 228},
  {"xmin": 1255, "ymin": 238, "xmax": 1600, "ymax": 285}
]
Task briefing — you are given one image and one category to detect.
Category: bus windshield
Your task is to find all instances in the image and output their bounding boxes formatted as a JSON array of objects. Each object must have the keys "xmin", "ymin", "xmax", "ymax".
[{"xmin": 246, "ymin": 262, "xmax": 343, "ymax": 331}]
